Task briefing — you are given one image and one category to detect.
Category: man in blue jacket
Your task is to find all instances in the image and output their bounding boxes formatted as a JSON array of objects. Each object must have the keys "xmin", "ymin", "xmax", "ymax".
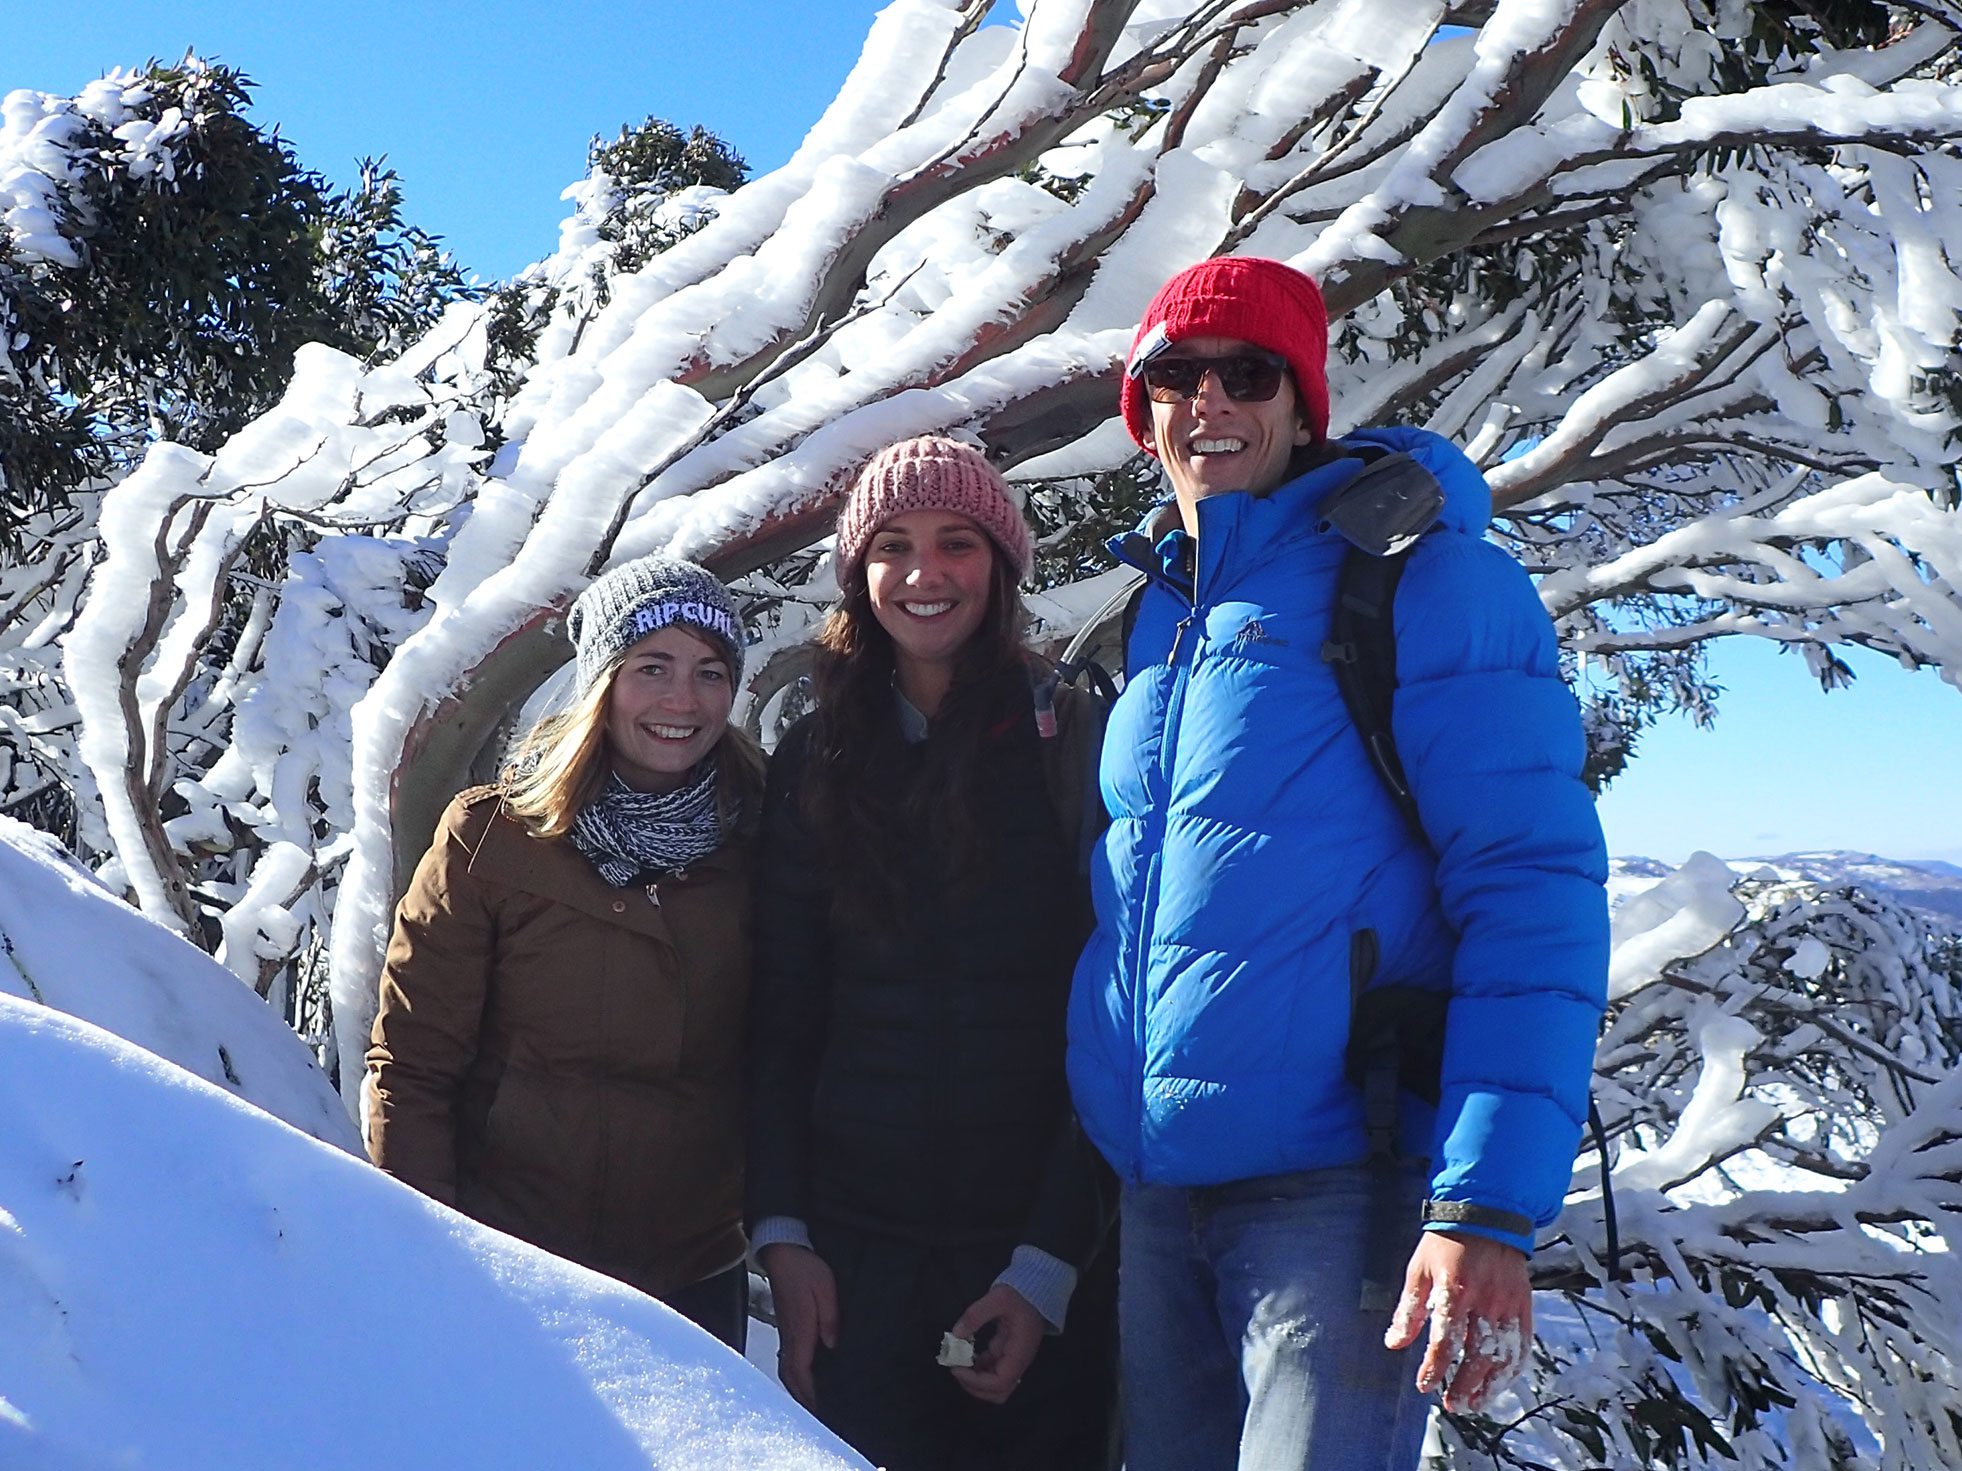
[{"xmin": 1067, "ymin": 256, "xmax": 1608, "ymax": 1470}]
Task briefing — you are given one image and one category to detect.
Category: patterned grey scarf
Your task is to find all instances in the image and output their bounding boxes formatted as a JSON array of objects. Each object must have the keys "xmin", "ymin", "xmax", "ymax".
[{"xmin": 569, "ymin": 765, "xmax": 724, "ymax": 887}]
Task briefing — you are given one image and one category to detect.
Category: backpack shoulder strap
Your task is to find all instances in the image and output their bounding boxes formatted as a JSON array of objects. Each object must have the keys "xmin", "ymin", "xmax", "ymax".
[
  {"xmin": 1031, "ymin": 664, "xmax": 1110, "ymax": 875},
  {"xmin": 1321, "ymin": 542, "xmax": 1428, "ymax": 848},
  {"xmin": 1119, "ymin": 581, "xmax": 1147, "ymax": 678},
  {"xmin": 1313, "ymin": 439, "xmax": 1442, "ymax": 850}
]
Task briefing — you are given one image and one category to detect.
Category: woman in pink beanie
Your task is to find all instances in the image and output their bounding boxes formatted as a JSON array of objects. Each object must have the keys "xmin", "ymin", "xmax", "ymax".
[{"xmin": 747, "ymin": 436, "xmax": 1117, "ymax": 1469}]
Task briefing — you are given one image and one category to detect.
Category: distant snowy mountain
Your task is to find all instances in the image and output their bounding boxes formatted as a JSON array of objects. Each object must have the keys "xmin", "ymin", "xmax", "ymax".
[{"xmin": 1611, "ymin": 851, "xmax": 1962, "ymax": 930}]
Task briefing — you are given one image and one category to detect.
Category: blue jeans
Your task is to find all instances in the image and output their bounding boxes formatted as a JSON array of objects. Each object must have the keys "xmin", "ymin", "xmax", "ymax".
[{"xmin": 1120, "ymin": 1164, "xmax": 1433, "ymax": 1471}]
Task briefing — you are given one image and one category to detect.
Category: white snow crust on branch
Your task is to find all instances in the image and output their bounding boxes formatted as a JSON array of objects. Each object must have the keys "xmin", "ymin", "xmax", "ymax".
[{"xmin": 0, "ymin": 70, "xmax": 190, "ymax": 267}]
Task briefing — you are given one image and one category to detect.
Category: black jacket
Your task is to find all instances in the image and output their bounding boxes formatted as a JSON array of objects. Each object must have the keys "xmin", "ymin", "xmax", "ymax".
[{"xmin": 746, "ymin": 675, "xmax": 1112, "ymax": 1267}]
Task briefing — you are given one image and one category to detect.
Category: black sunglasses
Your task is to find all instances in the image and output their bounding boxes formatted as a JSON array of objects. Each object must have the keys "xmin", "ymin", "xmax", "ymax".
[{"xmin": 1136, "ymin": 351, "xmax": 1290, "ymax": 404}]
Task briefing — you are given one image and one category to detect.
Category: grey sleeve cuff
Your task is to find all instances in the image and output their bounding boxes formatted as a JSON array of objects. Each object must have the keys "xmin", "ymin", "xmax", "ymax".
[
  {"xmin": 748, "ymin": 1215, "xmax": 814, "ymax": 1270},
  {"xmin": 995, "ymin": 1244, "xmax": 1079, "ymax": 1334}
]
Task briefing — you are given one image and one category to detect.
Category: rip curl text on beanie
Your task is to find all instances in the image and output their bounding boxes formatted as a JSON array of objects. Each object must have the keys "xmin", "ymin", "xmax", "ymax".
[{"xmin": 566, "ymin": 554, "xmax": 745, "ymax": 696}]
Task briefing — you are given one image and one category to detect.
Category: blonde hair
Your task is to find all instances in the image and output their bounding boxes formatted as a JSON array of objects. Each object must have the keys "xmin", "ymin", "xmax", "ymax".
[{"xmin": 502, "ymin": 659, "xmax": 765, "ymax": 840}]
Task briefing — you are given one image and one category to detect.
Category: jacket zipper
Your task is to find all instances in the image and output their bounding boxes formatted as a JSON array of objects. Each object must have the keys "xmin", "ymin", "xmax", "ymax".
[
  {"xmin": 1165, "ymin": 613, "xmax": 1197, "ymax": 666},
  {"xmin": 1117, "ymin": 538, "xmax": 1207, "ymax": 1183},
  {"xmin": 593, "ymin": 945, "xmax": 612, "ymax": 1254}
]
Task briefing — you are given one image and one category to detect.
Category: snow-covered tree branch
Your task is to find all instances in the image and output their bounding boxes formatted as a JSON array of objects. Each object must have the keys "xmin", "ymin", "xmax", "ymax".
[{"xmin": 1479, "ymin": 858, "xmax": 1962, "ymax": 1468}]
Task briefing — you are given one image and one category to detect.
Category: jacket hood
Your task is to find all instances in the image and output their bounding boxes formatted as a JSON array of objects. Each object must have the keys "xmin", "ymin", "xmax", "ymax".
[{"xmin": 1332, "ymin": 425, "xmax": 1492, "ymax": 537}]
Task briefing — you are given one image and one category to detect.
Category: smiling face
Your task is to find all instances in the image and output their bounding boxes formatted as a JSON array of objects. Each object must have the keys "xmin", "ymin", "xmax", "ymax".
[
  {"xmin": 864, "ymin": 509, "xmax": 997, "ymax": 691},
  {"xmin": 1147, "ymin": 333, "xmax": 1317, "ymax": 526},
  {"xmin": 602, "ymin": 625, "xmax": 734, "ymax": 793}
]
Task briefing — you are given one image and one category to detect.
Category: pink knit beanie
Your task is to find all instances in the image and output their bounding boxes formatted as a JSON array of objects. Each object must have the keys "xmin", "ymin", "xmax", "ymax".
[
  {"xmin": 1121, "ymin": 256, "xmax": 1331, "ymax": 453},
  {"xmin": 833, "ymin": 437, "xmax": 1035, "ymax": 584}
]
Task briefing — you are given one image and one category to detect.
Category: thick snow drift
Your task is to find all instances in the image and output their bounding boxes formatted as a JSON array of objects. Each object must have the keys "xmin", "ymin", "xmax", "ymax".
[
  {"xmin": 0, "ymin": 815, "xmax": 356, "ymax": 1151},
  {"xmin": 0, "ymin": 995, "xmax": 868, "ymax": 1470}
]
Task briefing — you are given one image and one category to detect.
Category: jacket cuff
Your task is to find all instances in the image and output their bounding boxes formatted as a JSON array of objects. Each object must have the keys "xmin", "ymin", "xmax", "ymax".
[
  {"xmin": 1421, "ymin": 1198, "xmax": 1536, "ymax": 1256},
  {"xmin": 747, "ymin": 1214, "xmax": 813, "ymax": 1270},
  {"xmin": 995, "ymin": 1244, "xmax": 1078, "ymax": 1334}
]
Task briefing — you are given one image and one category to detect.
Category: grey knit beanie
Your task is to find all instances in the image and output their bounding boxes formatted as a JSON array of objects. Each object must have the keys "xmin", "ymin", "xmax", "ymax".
[{"xmin": 567, "ymin": 554, "xmax": 745, "ymax": 696}]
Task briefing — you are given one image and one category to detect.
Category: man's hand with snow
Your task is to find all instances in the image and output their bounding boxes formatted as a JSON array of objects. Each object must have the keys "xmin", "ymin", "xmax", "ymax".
[
  {"xmin": 759, "ymin": 1243, "xmax": 837, "ymax": 1411},
  {"xmin": 1385, "ymin": 1231, "xmax": 1532, "ymax": 1412}
]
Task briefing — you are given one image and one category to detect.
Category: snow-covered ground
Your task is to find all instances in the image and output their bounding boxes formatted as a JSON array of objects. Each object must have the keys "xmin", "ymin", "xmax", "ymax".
[
  {"xmin": 0, "ymin": 818, "xmax": 865, "ymax": 1470},
  {"xmin": 0, "ymin": 815, "xmax": 355, "ymax": 1150}
]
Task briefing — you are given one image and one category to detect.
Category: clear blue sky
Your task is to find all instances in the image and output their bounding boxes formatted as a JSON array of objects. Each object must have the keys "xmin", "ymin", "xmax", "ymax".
[
  {"xmin": 12, "ymin": 2, "xmax": 1961, "ymax": 865},
  {"xmin": 1594, "ymin": 639, "xmax": 1960, "ymax": 867},
  {"xmin": 8, "ymin": 1, "xmax": 893, "ymax": 282}
]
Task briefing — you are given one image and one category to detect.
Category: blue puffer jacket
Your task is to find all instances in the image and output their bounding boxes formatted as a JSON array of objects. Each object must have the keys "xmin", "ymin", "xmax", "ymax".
[{"xmin": 1066, "ymin": 427, "xmax": 1608, "ymax": 1253}]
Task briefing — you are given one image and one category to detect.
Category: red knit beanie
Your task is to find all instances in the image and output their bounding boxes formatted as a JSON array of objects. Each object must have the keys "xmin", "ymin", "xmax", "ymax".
[
  {"xmin": 1120, "ymin": 256, "xmax": 1331, "ymax": 454},
  {"xmin": 834, "ymin": 436, "xmax": 1035, "ymax": 584}
]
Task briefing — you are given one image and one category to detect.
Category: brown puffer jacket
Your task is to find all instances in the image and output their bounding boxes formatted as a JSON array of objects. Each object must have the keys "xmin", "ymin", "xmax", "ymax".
[{"xmin": 365, "ymin": 785, "xmax": 750, "ymax": 1298}]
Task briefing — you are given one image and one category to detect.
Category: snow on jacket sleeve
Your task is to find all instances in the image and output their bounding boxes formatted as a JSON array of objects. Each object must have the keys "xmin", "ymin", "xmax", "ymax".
[
  {"xmin": 1391, "ymin": 531, "xmax": 1609, "ymax": 1253},
  {"xmin": 364, "ymin": 794, "xmax": 498, "ymax": 1205}
]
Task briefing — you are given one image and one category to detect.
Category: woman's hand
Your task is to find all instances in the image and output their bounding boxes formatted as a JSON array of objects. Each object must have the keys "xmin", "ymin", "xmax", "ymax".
[
  {"xmin": 760, "ymin": 1243, "xmax": 838, "ymax": 1411},
  {"xmin": 1384, "ymin": 1230, "xmax": 1533, "ymax": 1413},
  {"xmin": 946, "ymin": 1284, "xmax": 1045, "ymax": 1405}
]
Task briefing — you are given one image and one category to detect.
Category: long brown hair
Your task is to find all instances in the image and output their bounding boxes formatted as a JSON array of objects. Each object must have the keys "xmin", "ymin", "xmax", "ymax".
[
  {"xmin": 802, "ymin": 550, "xmax": 1032, "ymax": 916},
  {"xmin": 503, "ymin": 657, "xmax": 765, "ymax": 841}
]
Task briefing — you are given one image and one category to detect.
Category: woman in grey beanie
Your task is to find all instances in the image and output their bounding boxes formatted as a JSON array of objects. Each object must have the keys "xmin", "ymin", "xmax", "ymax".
[{"xmin": 366, "ymin": 554, "xmax": 765, "ymax": 1350}]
